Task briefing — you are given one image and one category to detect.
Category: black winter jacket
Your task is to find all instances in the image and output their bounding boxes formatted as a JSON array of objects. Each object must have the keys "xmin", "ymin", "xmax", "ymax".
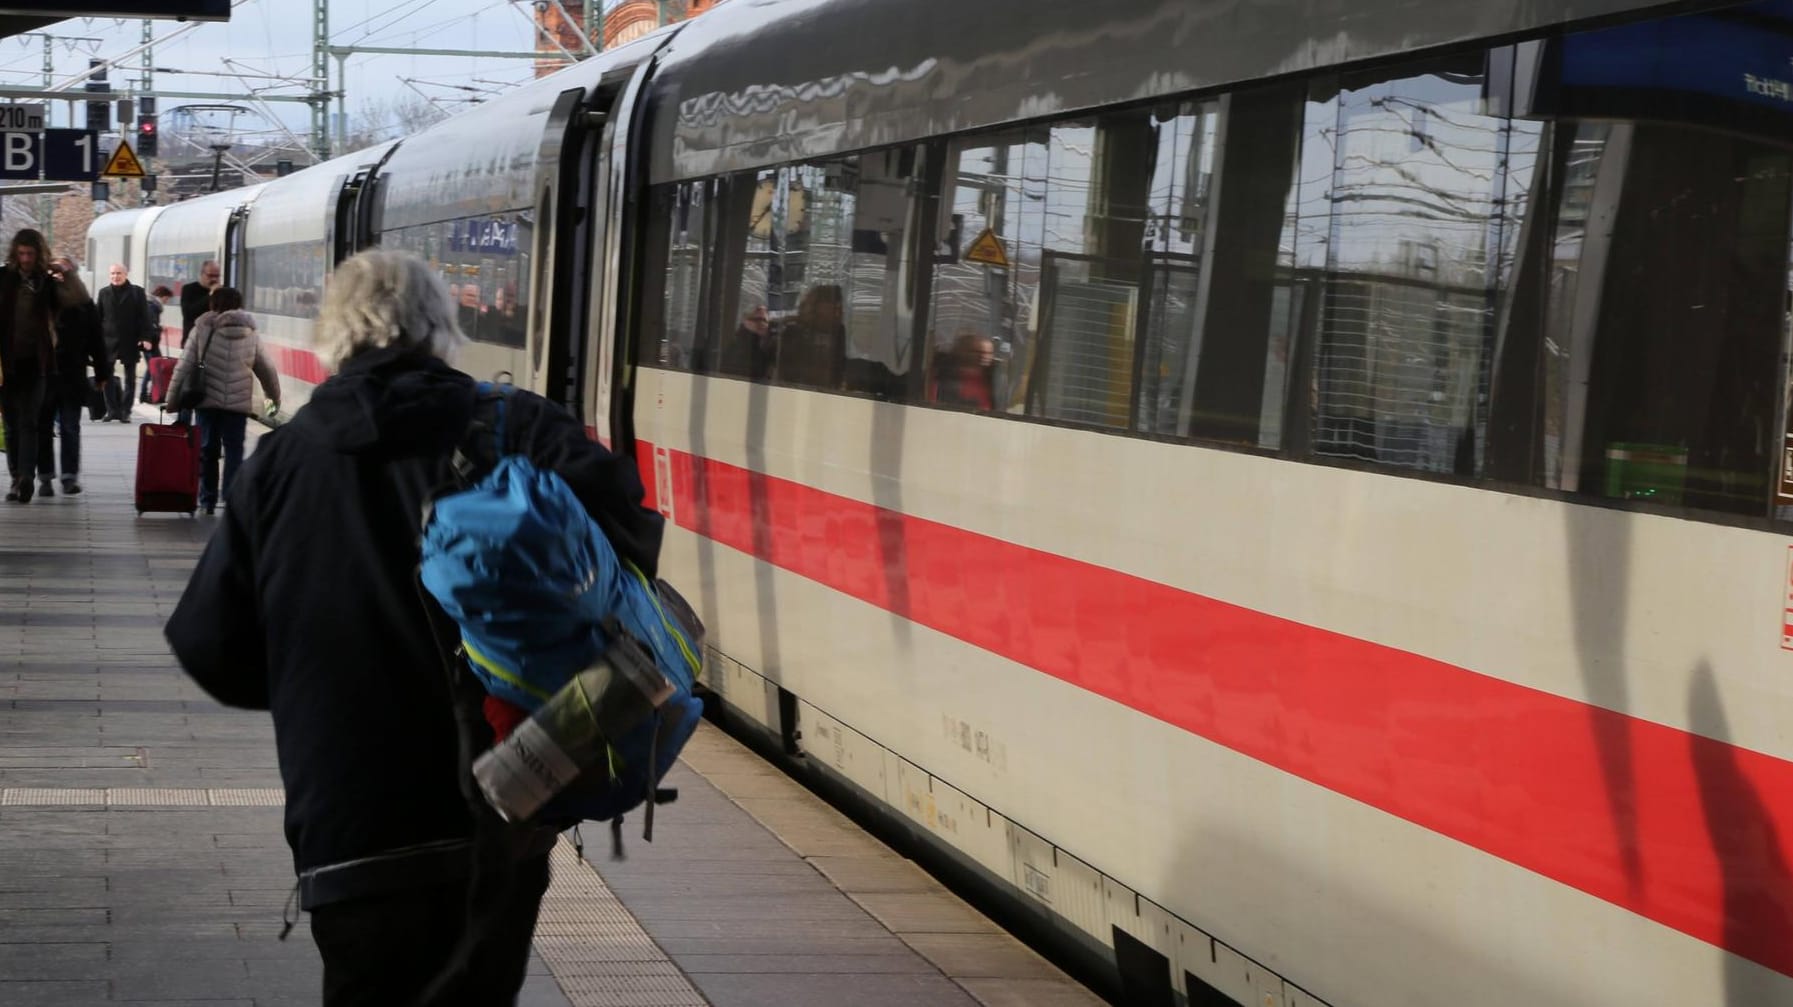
[
  {"xmin": 97, "ymin": 281, "xmax": 153, "ymax": 364},
  {"xmin": 164, "ymin": 349, "xmax": 663, "ymax": 900},
  {"xmin": 50, "ymin": 296, "xmax": 109, "ymax": 394}
]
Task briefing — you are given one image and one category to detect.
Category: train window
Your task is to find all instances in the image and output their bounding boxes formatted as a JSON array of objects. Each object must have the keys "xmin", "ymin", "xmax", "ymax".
[
  {"xmin": 380, "ymin": 215, "xmax": 530, "ymax": 348},
  {"xmin": 148, "ymin": 252, "xmax": 212, "ymax": 307},
  {"xmin": 244, "ymin": 240, "xmax": 326, "ymax": 319},
  {"xmin": 1129, "ymin": 85, "xmax": 1306, "ymax": 448},
  {"xmin": 929, "ymin": 129, "xmax": 1048, "ymax": 414},
  {"xmin": 1287, "ymin": 56, "xmax": 1523, "ymax": 477},
  {"xmin": 657, "ymin": 181, "xmax": 708, "ymax": 370},
  {"xmin": 1486, "ymin": 6, "xmax": 1793, "ymax": 517},
  {"xmin": 698, "ymin": 153, "xmax": 916, "ymax": 397},
  {"xmin": 1024, "ymin": 116, "xmax": 1152, "ymax": 429}
]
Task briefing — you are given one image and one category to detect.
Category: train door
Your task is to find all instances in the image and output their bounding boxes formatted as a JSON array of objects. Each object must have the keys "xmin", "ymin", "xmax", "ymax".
[{"xmin": 222, "ymin": 204, "xmax": 249, "ymax": 288}]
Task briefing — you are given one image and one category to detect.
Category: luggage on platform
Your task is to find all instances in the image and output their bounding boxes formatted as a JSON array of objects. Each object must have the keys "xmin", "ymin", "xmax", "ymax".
[{"xmin": 134, "ymin": 418, "xmax": 199, "ymax": 516}]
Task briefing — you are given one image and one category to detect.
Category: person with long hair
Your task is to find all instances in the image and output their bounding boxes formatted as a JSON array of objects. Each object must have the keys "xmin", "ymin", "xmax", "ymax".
[{"xmin": 0, "ymin": 229, "xmax": 92, "ymax": 503}]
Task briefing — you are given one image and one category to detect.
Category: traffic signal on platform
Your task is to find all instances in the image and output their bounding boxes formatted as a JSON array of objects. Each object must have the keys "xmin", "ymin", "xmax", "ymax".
[{"xmin": 138, "ymin": 116, "xmax": 158, "ymax": 158}]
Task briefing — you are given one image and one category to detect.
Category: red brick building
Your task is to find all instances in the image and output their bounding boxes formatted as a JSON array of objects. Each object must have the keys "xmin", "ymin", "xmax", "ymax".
[{"xmin": 531, "ymin": 0, "xmax": 725, "ymax": 77}]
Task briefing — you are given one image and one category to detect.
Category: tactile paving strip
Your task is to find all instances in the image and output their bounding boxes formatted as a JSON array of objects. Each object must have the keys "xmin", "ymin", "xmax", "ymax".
[
  {"xmin": 532, "ymin": 839, "xmax": 709, "ymax": 1007},
  {"xmin": 0, "ymin": 787, "xmax": 285, "ymax": 806}
]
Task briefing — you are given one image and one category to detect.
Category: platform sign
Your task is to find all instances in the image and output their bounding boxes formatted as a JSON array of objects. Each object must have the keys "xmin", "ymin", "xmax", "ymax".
[
  {"xmin": 0, "ymin": 2, "xmax": 229, "ymax": 18},
  {"xmin": 42, "ymin": 130, "xmax": 101, "ymax": 182},
  {"xmin": 0, "ymin": 129, "xmax": 100, "ymax": 183},
  {"xmin": 0, "ymin": 104, "xmax": 45, "ymax": 133},
  {"xmin": 101, "ymin": 139, "xmax": 145, "ymax": 179},
  {"xmin": 963, "ymin": 227, "xmax": 1010, "ymax": 268}
]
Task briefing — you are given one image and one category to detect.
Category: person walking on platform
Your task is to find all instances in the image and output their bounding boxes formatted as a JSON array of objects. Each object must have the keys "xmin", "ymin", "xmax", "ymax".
[
  {"xmin": 97, "ymin": 263, "xmax": 155, "ymax": 422},
  {"xmin": 163, "ymin": 286, "xmax": 281, "ymax": 516},
  {"xmin": 165, "ymin": 249, "xmax": 663, "ymax": 1006},
  {"xmin": 0, "ymin": 230, "xmax": 90, "ymax": 504},
  {"xmin": 140, "ymin": 284, "xmax": 172, "ymax": 403},
  {"xmin": 36, "ymin": 256, "xmax": 108, "ymax": 497},
  {"xmin": 173, "ymin": 262, "xmax": 223, "ymax": 426}
]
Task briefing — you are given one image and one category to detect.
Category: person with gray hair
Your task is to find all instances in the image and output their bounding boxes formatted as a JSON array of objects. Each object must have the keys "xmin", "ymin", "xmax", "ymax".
[{"xmin": 164, "ymin": 248, "xmax": 663, "ymax": 1005}]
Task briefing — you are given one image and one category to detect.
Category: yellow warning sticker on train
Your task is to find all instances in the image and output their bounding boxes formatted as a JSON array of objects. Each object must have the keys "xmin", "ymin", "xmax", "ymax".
[
  {"xmin": 102, "ymin": 140, "xmax": 144, "ymax": 178},
  {"xmin": 964, "ymin": 228, "xmax": 1009, "ymax": 268}
]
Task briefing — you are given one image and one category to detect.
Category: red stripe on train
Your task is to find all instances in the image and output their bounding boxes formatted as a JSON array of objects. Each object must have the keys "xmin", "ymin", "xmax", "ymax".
[
  {"xmin": 637, "ymin": 439, "xmax": 1793, "ymax": 977},
  {"xmin": 163, "ymin": 328, "xmax": 330, "ymax": 386}
]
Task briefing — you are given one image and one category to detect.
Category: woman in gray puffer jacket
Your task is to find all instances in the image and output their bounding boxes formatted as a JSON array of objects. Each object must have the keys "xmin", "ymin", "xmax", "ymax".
[{"xmin": 165, "ymin": 286, "xmax": 282, "ymax": 515}]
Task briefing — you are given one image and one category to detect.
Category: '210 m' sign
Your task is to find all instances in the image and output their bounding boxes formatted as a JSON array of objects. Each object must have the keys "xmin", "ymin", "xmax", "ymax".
[{"xmin": 0, "ymin": 129, "xmax": 100, "ymax": 182}]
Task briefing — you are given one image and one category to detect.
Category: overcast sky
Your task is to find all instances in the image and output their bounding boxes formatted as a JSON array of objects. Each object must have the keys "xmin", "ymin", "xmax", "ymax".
[{"xmin": 4, "ymin": 1, "xmax": 597, "ymax": 158}]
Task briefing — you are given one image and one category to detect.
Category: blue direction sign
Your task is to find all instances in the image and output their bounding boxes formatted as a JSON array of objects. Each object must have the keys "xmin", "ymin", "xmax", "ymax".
[{"xmin": 0, "ymin": 130, "xmax": 101, "ymax": 183}]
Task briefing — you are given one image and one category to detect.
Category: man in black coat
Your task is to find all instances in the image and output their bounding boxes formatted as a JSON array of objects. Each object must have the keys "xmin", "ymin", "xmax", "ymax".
[
  {"xmin": 96, "ymin": 262, "xmax": 155, "ymax": 422},
  {"xmin": 36, "ymin": 256, "xmax": 109, "ymax": 496},
  {"xmin": 179, "ymin": 259, "xmax": 220, "ymax": 342},
  {"xmin": 165, "ymin": 250, "xmax": 663, "ymax": 1005}
]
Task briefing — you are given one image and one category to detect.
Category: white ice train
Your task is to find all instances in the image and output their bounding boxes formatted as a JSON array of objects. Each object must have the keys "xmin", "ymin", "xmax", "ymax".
[{"xmin": 86, "ymin": 1, "xmax": 1793, "ymax": 1004}]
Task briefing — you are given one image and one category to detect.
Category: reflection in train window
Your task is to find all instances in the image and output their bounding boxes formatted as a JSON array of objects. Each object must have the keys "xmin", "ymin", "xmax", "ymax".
[
  {"xmin": 657, "ymin": 181, "xmax": 707, "ymax": 370},
  {"xmin": 1486, "ymin": 5, "xmax": 1793, "ymax": 517},
  {"xmin": 380, "ymin": 214, "xmax": 531, "ymax": 348},
  {"xmin": 630, "ymin": 0, "xmax": 1793, "ymax": 525},
  {"xmin": 1291, "ymin": 56, "xmax": 1520, "ymax": 477},
  {"xmin": 147, "ymin": 252, "xmax": 213, "ymax": 307},
  {"xmin": 700, "ymin": 153, "xmax": 916, "ymax": 398},
  {"xmin": 929, "ymin": 129, "xmax": 1046, "ymax": 413},
  {"xmin": 245, "ymin": 240, "xmax": 327, "ymax": 319}
]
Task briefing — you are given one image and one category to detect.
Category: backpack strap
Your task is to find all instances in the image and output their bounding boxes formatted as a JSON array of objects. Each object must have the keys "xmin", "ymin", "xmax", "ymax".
[{"xmin": 449, "ymin": 381, "xmax": 510, "ymax": 487}]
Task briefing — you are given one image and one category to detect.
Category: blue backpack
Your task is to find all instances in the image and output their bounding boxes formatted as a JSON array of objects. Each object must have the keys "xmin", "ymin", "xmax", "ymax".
[{"xmin": 418, "ymin": 383, "xmax": 704, "ymax": 843}]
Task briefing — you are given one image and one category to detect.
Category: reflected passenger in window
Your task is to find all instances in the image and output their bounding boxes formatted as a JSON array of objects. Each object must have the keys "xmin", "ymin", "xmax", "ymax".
[
  {"xmin": 488, "ymin": 285, "xmax": 523, "ymax": 348},
  {"xmin": 721, "ymin": 304, "xmax": 773, "ymax": 380},
  {"xmin": 774, "ymin": 284, "xmax": 845, "ymax": 389},
  {"xmin": 457, "ymin": 284, "xmax": 481, "ymax": 341},
  {"xmin": 932, "ymin": 331, "xmax": 996, "ymax": 412}
]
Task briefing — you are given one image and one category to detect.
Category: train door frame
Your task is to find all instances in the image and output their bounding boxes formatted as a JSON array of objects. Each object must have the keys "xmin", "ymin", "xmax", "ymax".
[
  {"xmin": 589, "ymin": 46, "xmax": 673, "ymax": 455},
  {"xmin": 523, "ymin": 88, "xmax": 596, "ymax": 408},
  {"xmin": 222, "ymin": 204, "xmax": 249, "ymax": 289},
  {"xmin": 331, "ymin": 170, "xmax": 373, "ymax": 264}
]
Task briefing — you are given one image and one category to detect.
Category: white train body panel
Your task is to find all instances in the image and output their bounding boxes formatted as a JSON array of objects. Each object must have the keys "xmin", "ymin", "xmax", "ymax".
[{"xmin": 637, "ymin": 365, "xmax": 1793, "ymax": 1007}]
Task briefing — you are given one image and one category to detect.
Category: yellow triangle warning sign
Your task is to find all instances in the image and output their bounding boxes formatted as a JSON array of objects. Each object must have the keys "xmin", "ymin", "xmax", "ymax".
[
  {"xmin": 101, "ymin": 139, "xmax": 145, "ymax": 179},
  {"xmin": 963, "ymin": 227, "xmax": 1009, "ymax": 268}
]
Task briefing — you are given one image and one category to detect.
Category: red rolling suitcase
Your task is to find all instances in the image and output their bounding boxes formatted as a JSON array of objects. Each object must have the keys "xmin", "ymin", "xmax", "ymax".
[
  {"xmin": 147, "ymin": 356, "xmax": 176, "ymax": 405},
  {"xmin": 135, "ymin": 419, "xmax": 199, "ymax": 515}
]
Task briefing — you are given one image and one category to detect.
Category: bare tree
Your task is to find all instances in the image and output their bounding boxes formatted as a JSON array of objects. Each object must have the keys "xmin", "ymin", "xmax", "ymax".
[{"xmin": 338, "ymin": 96, "xmax": 449, "ymax": 153}]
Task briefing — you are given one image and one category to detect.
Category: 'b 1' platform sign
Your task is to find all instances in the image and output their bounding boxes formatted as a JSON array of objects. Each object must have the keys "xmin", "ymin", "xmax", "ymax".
[{"xmin": 0, "ymin": 129, "xmax": 102, "ymax": 182}]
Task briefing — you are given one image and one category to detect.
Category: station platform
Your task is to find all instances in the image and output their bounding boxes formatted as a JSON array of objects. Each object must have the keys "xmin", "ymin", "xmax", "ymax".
[{"xmin": 0, "ymin": 409, "xmax": 1106, "ymax": 1007}]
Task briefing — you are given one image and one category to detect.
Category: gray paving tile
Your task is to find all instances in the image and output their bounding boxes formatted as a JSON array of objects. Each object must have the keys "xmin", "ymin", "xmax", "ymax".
[
  {"xmin": 689, "ymin": 972, "xmax": 980, "ymax": 1007},
  {"xmin": 956, "ymin": 977, "xmax": 1111, "ymax": 1007},
  {"xmin": 672, "ymin": 953, "xmax": 938, "ymax": 975}
]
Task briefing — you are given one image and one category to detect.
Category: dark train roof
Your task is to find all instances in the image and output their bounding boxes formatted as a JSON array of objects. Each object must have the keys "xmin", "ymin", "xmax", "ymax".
[{"xmin": 645, "ymin": 0, "xmax": 1722, "ymax": 183}]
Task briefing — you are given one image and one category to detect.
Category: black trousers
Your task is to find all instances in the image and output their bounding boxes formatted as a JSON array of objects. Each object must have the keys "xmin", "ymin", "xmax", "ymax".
[
  {"xmin": 308, "ymin": 853, "xmax": 551, "ymax": 1006},
  {"xmin": 36, "ymin": 380, "xmax": 84, "ymax": 480},
  {"xmin": 105, "ymin": 358, "xmax": 138, "ymax": 419},
  {"xmin": 1, "ymin": 366, "xmax": 44, "ymax": 485}
]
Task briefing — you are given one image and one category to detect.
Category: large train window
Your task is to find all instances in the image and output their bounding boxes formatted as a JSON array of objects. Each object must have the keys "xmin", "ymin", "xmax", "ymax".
[
  {"xmin": 1286, "ymin": 55, "xmax": 1522, "ymax": 477},
  {"xmin": 1483, "ymin": 2, "xmax": 1793, "ymax": 517},
  {"xmin": 925, "ymin": 102, "xmax": 1306, "ymax": 438},
  {"xmin": 379, "ymin": 215, "xmax": 530, "ymax": 349},
  {"xmin": 651, "ymin": 153, "xmax": 919, "ymax": 398},
  {"xmin": 243, "ymin": 240, "xmax": 326, "ymax": 319}
]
